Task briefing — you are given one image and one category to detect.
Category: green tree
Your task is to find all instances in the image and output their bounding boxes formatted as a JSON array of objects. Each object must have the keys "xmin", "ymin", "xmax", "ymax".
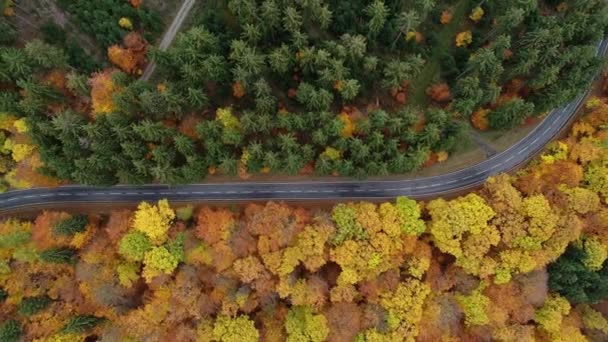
[
  {"xmin": 548, "ymin": 242, "xmax": 608, "ymax": 304},
  {"xmin": 285, "ymin": 306, "xmax": 329, "ymax": 342},
  {"xmin": 18, "ymin": 296, "xmax": 52, "ymax": 316}
]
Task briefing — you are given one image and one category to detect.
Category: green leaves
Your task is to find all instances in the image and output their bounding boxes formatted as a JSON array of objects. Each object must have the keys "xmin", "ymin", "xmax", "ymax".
[
  {"xmin": 18, "ymin": 296, "xmax": 52, "ymax": 316},
  {"xmin": 0, "ymin": 320, "xmax": 21, "ymax": 342},
  {"xmin": 53, "ymin": 214, "xmax": 88, "ymax": 236},
  {"xmin": 39, "ymin": 247, "xmax": 78, "ymax": 264},
  {"xmin": 62, "ymin": 315, "xmax": 105, "ymax": 334},
  {"xmin": 119, "ymin": 231, "xmax": 152, "ymax": 262}
]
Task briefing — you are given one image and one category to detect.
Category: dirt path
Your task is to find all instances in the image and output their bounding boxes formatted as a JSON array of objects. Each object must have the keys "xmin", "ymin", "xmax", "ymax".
[{"xmin": 140, "ymin": 0, "xmax": 197, "ymax": 81}]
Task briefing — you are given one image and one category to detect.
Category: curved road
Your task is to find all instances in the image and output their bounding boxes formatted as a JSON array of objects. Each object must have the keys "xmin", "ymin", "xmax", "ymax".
[{"xmin": 0, "ymin": 39, "xmax": 606, "ymax": 214}]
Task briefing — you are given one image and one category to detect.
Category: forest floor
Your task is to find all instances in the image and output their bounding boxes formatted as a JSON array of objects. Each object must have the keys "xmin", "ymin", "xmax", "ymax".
[
  {"xmin": 409, "ymin": 0, "xmax": 472, "ymax": 106},
  {"xmin": 12, "ymin": 0, "xmax": 105, "ymax": 65}
]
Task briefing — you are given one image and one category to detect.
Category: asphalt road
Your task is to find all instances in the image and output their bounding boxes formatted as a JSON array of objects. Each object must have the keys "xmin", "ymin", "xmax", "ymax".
[
  {"xmin": 140, "ymin": 0, "xmax": 196, "ymax": 81},
  {"xmin": 0, "ymin": 39, "xmax": 606, "ymax": 214}
]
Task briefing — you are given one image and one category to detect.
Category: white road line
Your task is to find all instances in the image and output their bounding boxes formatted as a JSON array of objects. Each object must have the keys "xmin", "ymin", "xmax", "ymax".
[
  {"xmin": 291, "ymin": 190, "xmax": 304, "ymax": 193},
  {"xmin": 505, "ymin": 156, "xmax": 515, "ymax": 163},
  {"xmin": 142, "ymin": 192, "xmax": 155, "ymax": 195},
  {"xmin": 531, "ymin": 137, "xmax": 540, "ymax": 145}
]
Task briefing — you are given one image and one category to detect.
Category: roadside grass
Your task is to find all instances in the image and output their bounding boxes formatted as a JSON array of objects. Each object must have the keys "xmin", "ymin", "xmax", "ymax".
[{"xmin": 409, "ymin": 0, "xmax": 472, "ymax": 107}]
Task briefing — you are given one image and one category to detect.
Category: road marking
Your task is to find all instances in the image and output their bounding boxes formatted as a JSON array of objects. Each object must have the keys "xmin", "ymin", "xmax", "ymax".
[
  {"xmin": 505, "ymin": 156, "xmax": 515, "ymax": 163},
  {"xmin": 291, "ymin": 190, "xmax": 304, "ymax": 193}
]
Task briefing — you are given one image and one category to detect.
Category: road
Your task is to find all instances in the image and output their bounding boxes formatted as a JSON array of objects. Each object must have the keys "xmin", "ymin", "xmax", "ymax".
[
  {"xmin": 0, "ymin": 39, "xmax": 606, "ymax": 214},
  {"xmin": 140, "ymin": 0, "xmax": 196, "ymax": 81}
]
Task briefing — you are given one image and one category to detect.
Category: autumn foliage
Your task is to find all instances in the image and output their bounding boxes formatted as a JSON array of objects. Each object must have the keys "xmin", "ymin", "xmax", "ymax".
[
  {"xmin": 2, "ymin": 95, "xmax": 608, "ymax": 340},
  {"xmin": 107, "ymin": 32, "xmax": 148, "ymax": 74}
]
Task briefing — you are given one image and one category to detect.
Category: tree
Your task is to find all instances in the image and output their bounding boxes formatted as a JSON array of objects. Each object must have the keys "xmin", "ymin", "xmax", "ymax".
[
  {"xmin": 62, "ymin": 315, "xmax": 105, "ymax": 334},
  {"xmin": 18, "ymin": 295, "xmax": 52, "ymax": 316},
  {"xmin": 285, "ymin": 306, "xmax": 329, "ymax": 342},
  {"xmin": 548, "ymin": 242, "xmax": 608, "ymax": 304},
  {"xmin": 53, "ymin": 214, "xmax": 88, "ymax": 236},
  {"xmin": 119, "ymin": 231, "xmax": 152, "ymax": 262},
  {"xmin": 0, "ymin": 320, "xmax": 21, "ymax": 342},
  {"xmin": 132, "ymin": 199, "xmax": 175, "ymax": 245},
  {"xmin": 40, "ymin": 247, "xmax": 78, "ymax": 264},
  {"xmin": 213, "ymin": 315, "xmax": 259, "ymax": 342},
  {"xmin": 142, "ymin": 246, "xmax": 180, "ymax": 282},
  {"xmin": 382, "ymin": 56, "xmax": 424, "ymax": 90},
  {"xmin": 365, "ymin": 0, "xmax": 389, "ymax": 37}
]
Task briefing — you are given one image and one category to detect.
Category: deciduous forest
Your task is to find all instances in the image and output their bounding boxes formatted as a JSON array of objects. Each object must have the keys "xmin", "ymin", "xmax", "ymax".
[
  {"xmin": 1, "ymin": 93, "xmax": 608, "ymax": 341},
  {"xmin": 0, "ymin": 0, "xmax": 606, "ymax": 187}
]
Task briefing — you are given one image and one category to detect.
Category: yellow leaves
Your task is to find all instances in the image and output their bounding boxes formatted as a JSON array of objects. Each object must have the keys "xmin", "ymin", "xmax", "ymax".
[
  {"xmin": 534, "ymin": 294, "xmax": 571, "ymax": 336},
  {"xmin": 436, "ymin": 151, "xmax": 448, "ymax": 162},
  {"xmin": 185, "ymin": 243, "xmax": 212, "ymax": 266},
  {"xmin": 13, "ymin": 118, "xmax": 27, "ymax": 133},
  {"xmin": 338, "ymin": 112, "xmax": 355, "ymax": 138},
  {"xmin": 321, "ymin": 147, "xmax": 341, "ymax": 161},
  {"xmin": 213, "ymin": 315, "xmax": 259, "ymax": 342},
  {"xmin": 405, "ymin": 31, "xmax": 423, "ymax": 43},
  {"xmin": 469, "ymin": 6, "xmax": 484, "ymax": 23},
  {"xmin": 582, "ymin": 237, "xmax": 607, "ymax": 271},
  {"xmin": 119, "ymin": 17, "xmax": 133, "ymax": 30},
  {"xmin": 379, "ymin": 279, "xmax": 430, "ymax": 338},
  {"xmin": 563, "ymin": 186, "xmax": 600, "ymax": 214},
  {"xmin": 132, "ymin": 199, "xmax": 175, "ymax": 245},
  {"xmin": 586, "ymin": 96, "xmax": 602, "ymax": 109},
  {"xmin": 455, "ymin": 282, "xmax": 490, "ymax": 326},
  {"xmin": 0, "ymin": 113, "xmax": 16, "ymax": 130},
  {"xmin": 580, "ymin": 304, "xmax": 608, "ymax": 334},
  {"xmin": 11, "ymin": 143, "xmax": 35, "ymax": 162},
  {"xmin": 428, "ymin": 194, "xmax": 496, "ymax": 257},
  {"xmin": 216, "ymin": 107, "xmax": 241, "ymax": 140},
  {"xmin": 142, "ymin": 246, "xmax": 179, "ymax": 282},
  {"xmin": 117, "ymin": 262, "xmax": 140, "ymax": 288},
  {"xmin": 455, "ymin": 31, "xmax": 472, "ymax": 47},
  {"xmin": 541, "ymin": 141, "xmax": 569, "ymax": 164},
  {"xmin": 90, "ymin": 70, "xmax": 120, "ymax": 114}
]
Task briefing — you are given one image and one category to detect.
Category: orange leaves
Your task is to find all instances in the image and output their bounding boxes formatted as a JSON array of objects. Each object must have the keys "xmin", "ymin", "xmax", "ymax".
[
  {"xmin": 440, "ymin": 10, "xmax": 453, "ymax": 25},
  {"xmin": 129, "ymin": 0, "xmax": 143, "ymax": 8},
  {"xmin": 107, "ymin": 32, "xmax": 148, "ymax": 74},
  {"xmin": 471, "ymin": 108, "xmax": 490, "ymax": 131},
  {"xmin": 233, "ymin": 82, "xmax": 246, "ymax": 99},
  {"xmin": 426, "ymin": 83, "xmax": 452, "ymax": 103},
  {"xmin": 90, "ymin": 70, "xmax": 120, "ymax": 114},
  {"xmin": 108, "ymin": 45, "xmax": 139, "ymax": 74},
  {"xmin": 195, "ymin": 207, "xmax": 235, "ymax": 245}
]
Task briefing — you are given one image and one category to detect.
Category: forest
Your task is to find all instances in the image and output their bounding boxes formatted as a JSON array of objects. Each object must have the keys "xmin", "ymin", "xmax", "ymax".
[
  {"xmin": 0, "ymin": 0, "xmax": 606, "ymax": 187},
  {"xmin": 1, "ymin": 91, "xmax": 608, "ymax": 341}
]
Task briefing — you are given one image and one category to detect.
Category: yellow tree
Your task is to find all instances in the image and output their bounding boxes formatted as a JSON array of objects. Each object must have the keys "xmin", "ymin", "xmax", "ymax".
[
  {"xmin": 132, "ymin": 199, "xmax": 175, "ymax": 245},
  {"xmin": 427, "ymin": 194, "xmax": 499, "ymax": 277}
]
